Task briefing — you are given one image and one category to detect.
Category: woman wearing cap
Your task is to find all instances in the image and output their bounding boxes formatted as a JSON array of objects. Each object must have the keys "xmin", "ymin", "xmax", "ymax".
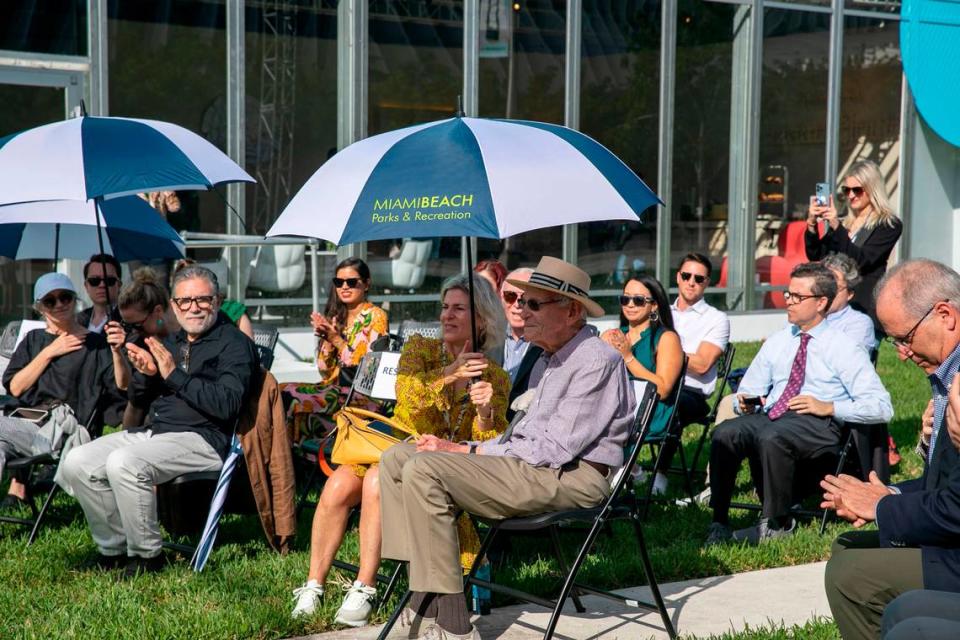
[
  {"xmin": 805, "ymin": 159, "xmax": 902, "ymax": 329},
  {"xmin": 291, "ymin": 274, "xmax": 509, "ymax": 627},
  {"xmin": 0, "ymin": 273, "xmax": 115, "ymax": 510}
]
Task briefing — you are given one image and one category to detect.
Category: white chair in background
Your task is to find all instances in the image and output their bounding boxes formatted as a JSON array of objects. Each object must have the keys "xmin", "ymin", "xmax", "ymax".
[{"xmin": 368, "ymin": 239, "xmax": 432, "ymax": 291}]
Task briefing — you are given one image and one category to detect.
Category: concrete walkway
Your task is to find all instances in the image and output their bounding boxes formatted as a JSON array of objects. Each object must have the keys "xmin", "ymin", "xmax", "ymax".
[{"xmin": 294, "ymin": 561, "xmax": 831, "ymax": 640}]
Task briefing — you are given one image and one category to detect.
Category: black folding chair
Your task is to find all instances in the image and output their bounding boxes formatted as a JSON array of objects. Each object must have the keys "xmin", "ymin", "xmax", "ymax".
[
  {"xmin": 0, "ymin": 402, "xmax": 103, "ymax": 545},
  {"xmin": 688, "ymin": 343, "xmax": 737, "ymax": 474},
  {"xmin": 251, "ymin": 324, "xmax": 279, "ymax": 370},
  {"xmin": 397, "ymin": 319, "xmax": 441, "ymax": 343},
  {"xmin": 377, "ymin": 383, "xmax": 677, "ymax": 640},
  {"xmin": 640, "ymin": 358, "xmax": 693, "ymax": 513}
]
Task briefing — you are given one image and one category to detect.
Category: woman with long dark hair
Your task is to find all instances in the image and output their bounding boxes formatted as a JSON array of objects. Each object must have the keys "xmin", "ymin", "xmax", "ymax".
[
  {"xmin": 283, "ymin": 257, "xmax": 388, "ymax": 440},
  {"xmin": 600, "ymin": 274, "xmax": 683, "ymax": 439}
]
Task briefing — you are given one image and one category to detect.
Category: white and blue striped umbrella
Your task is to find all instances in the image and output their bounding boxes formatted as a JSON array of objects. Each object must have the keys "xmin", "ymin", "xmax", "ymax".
[
  {"xmin": 0, "ymin": 197, "xmax": 185, "ymax": 262},
  {"xmin": 190, "ymin": 433, "xmax": 243, "ymax": 572},
  {"xmin": 266, "ymin": 116, "xmax": 660, "ymax": 244},
  {"xmin": 0, "ymin": 116, "xmax": 254, "ymax": 205}
]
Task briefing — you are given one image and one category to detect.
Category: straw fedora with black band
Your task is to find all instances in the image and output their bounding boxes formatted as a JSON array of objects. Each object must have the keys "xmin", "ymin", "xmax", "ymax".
[{"xmin": 506, "ymin": 256, "xmax": 604, "ymax": 318}]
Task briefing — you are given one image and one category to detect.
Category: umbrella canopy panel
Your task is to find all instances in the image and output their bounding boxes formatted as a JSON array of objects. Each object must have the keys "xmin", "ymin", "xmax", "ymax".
[
  {"xmin": 267, "ymin": 117, "xmax": 661, "ymax": 245},
  {"xmin": 0, "ymin": 197, "xmax": 185, "ymax": 262},
  {"xmin": 0, "ymin": 116, "xmax": 254, "ymax": 205}
]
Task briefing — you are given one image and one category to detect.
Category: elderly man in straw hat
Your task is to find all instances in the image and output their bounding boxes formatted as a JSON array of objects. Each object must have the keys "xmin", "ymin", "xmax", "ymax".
[{"xmin": 378, "ymin": 257, "xmax": 636, "ymax": 639}]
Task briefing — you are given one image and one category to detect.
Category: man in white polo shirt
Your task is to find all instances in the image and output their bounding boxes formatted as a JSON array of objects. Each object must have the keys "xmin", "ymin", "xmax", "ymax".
[{"xmin": 652, "ymin": 253, "xmax": 730, "ymax": 495}]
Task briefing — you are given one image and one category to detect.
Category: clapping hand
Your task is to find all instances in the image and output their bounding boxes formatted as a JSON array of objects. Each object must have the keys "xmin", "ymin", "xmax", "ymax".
[
  {"xmin": 125, "ymin": 343, "xmax": 158, "ymax": 376},
  {"xmin": 600, "ymin": 329, "xmax": 631, "ymax": 358},
  {"xmin": 945, "ymin": 374, "xmax": 960, "ymax": 451},
  {"xmin": 145, "ymin": 337, "xmax": 176, "ymax": 378},
  {"xmin": 820, "ymin": 471, "xmax": 893, "ymax": 528}
]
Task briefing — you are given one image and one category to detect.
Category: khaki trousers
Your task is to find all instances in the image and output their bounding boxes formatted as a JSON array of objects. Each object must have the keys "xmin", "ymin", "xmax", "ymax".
[
  {"xmin": 824, "ymin": 530, "xmax": 924, "ymax": 640},
  {"xmin": 379, "ymin": 443, "xmax": 611, "ymax": 594}
]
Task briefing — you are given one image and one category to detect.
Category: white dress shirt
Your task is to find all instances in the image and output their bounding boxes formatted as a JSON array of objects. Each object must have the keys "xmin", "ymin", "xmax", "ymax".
[
  {"xmin": 670, "ymin": 297, "xmax": 730, "ymax": 395},
  {"xmin": 825, "ymin": 304, "xmax": 877, "ymax": 354}
]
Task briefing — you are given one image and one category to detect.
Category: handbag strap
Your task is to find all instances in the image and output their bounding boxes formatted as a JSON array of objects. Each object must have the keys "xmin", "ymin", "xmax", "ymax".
[{"xmin": 339, "ymin": 407, "xmax": 419, "ymax": 439}]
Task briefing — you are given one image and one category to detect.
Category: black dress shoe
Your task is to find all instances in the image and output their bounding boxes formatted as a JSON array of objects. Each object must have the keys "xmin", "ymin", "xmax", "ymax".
[
  {"xmin": 0, "ymin": 494, "xmax": 29, "ymax": 512},
  {"xmin": 81, "ymin": 553, "xmax": 127, "ymax": 571},
  {"xmin": 122, "ymin": 554, "xmax": 168, "ymax": 579}
]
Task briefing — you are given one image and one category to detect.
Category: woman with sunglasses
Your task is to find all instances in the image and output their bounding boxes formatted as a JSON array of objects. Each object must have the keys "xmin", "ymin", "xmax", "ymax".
[
  {"xmin": 0, "ymin": 273, "xmax": 115, "ymax": 510},
  {"xmin": 805, "ymin": 159, "xmax": 903, "ymax": 328},
  {"xmin": 283, "ymin": 258, "xmax": 388, "ymax": 441},
  {"xmin": 601, "ymin": 276, "xmax": 683, "ymax": 440},
  {"xmin": 291, "ymin": 274, "xmax": 509, "ymax": 626},
  {"xmin": 103, "ymin": 268, "xmax": 175, "ymax": 427}
]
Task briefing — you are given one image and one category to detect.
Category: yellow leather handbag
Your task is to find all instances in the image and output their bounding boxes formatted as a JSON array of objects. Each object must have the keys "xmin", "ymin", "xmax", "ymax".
[{"xmin": 329, "ymin": 407, "xmax": 418, "ymax": 467}]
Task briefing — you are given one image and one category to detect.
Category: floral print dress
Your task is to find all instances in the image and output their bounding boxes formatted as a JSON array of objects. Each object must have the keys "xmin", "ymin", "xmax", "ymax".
[
  {"xmin": 283, "ymin": 302, "xmax": 388, "ymax": 441},
  {"xmin": 393, "ymin": 334, "xmax": 511, "ymax": 570}
]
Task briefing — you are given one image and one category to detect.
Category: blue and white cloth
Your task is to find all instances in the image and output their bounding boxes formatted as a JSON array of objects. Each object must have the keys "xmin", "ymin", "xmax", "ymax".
[
  {"xmin": 927, "ymin": 343, "xmax": 960, "ymax": 464},
  {"xmin": 266, "ymin": 116, "xmax": 661, "ymax": 245}
]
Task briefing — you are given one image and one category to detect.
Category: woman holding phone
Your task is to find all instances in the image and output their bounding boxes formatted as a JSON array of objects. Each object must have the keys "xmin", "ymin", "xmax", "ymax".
[{"xmin": 805, "ymin": 159, "xmax": 902, "ymax": 329}]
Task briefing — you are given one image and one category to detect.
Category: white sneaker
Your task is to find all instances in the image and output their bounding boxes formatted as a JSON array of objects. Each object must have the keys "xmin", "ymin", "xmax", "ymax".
[
  {"xmin": 334, "ymin": 580, "xmax": 378, "ymax": 627},
  {"xmin": 291, "ymin": 579, "xmax": 324, "ymax": 619}
]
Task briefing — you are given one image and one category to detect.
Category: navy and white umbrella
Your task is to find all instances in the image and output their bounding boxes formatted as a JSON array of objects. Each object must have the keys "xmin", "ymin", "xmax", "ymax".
[
  {"xmin": 0, "ymin": 115, "xmax": 254, "ymax": 205},
  {"xmin": 266, "ymin": 116, "xmax": 660, "ymax": 244},
  {"xmin": 190, "ymin": 433, "xmax": 243, "ymax": 572},
  {"xmin": 0, "ymin": 197, "xmax": 185, "ymax": 262}
]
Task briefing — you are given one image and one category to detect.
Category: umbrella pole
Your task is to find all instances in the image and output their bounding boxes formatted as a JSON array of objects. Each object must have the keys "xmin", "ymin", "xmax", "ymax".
[
  {"xmin": 53, "ymin": 223, "xmax": 60, "ymax": 265},
  {"xmin": 94, "ymin": 197, "xmax": 112, "ymax": 307},
  {"xmin": 466, "ymin": 238, "xmax": 478, "ymax": 350}
]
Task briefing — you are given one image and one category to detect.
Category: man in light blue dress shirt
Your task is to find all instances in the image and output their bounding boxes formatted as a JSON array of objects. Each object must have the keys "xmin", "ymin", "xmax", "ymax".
[
  {"xmin": 706, "ymin": 263, "xmax": 892, "ymax": 546},
  {"xmin": 822, "ymin": 253, "xmax": 877, "ymax": 354}
]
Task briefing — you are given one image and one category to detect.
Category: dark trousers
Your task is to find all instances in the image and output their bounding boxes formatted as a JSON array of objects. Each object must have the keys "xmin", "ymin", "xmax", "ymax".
[
  {"xmin": 882, "ymin": 590, "xmax": 960, "ymax": 639},
  {"xmin": 708, "ymin": 410, "xmax": 842, "ymax": 523},
  {"xmin": 825, "ymin": 530, "xmax": 924, "ymax": 640},
  {"xmin": 654, "ymin": 387, "xmax": 710, "ymax": 474}
]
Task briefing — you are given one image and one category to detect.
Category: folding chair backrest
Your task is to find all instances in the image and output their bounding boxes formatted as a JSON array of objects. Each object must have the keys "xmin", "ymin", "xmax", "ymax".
[
  {"xmin": 345, "ymin": 350, "xmax": 400, "ymax": 405},
  {"xmin": 709, "ymin": 343, "xmax": 737, "ymax": 412},
  {"xmin": 608, "ymin": 382, "xmax": 659, "ymax": 499},
  {"xmin": 0, "ymin": 321, "xmax": 21, "ymax": 359},
  {"xmin": 659, "ymin": 357, "xmax": 689, "ymax": 434},
  {"xmin": 251, "ymin": 324, "xmax": 279, "ymax": 351}
]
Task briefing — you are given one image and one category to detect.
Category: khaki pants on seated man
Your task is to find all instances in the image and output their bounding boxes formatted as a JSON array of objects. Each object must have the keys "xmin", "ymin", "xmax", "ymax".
[{"xmin": 380, "ymin": 442, "xmax": 610, "ymax": 594}]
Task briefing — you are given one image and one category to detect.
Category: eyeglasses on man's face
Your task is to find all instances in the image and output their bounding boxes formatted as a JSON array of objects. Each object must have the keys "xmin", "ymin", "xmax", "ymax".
[
  {"xmin": 783, "ymin": 291, "xmax": 822, "ymax": 305},
  {"xmin": 171, "ymin": 295, "xmax": 216, "ymax": 311},
  {"xmin": 883, "ymin": 300, "xmax": 945, "ymax": 349},
  {"xmin": 679, "ymin": 271, "xmax": 707, "ymax": 285},
  {"xmin": 517, "ymin": 296, "xmax": 564, "ymax": 312}
]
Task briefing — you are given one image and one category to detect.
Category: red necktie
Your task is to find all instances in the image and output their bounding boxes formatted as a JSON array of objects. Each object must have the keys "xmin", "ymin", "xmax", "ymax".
[{"xmin": 766, "ymin": 333, "xmax": 811, "ymax": 420}]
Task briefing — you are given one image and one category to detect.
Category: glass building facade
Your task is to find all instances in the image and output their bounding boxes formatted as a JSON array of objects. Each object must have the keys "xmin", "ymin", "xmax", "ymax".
[{"xmin": 0, "ymin": 0, "xmax": 908, "ymax": 322}]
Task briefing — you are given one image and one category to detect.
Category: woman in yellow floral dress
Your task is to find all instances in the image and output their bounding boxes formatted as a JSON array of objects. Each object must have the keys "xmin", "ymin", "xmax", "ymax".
[
  {"xmin": 291, "ymin": 274, "xmax": 509, "ymax": 626},
  {"xmin": 283, "ymin": 258, "xmax": 388, "ymax": 441}
]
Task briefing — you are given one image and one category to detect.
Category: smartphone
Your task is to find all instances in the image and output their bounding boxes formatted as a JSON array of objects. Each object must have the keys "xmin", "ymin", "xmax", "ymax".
[
  {"xmin": 815, "ymin": 182, "xmax": 831, "ymax": 207},
  {"xmin": 740, "ymin": 395, "xmax": 763, "ymax": 408},
  {"xmin": 9, "ymin": 408, "xmax": 49, "ymax": 423}
]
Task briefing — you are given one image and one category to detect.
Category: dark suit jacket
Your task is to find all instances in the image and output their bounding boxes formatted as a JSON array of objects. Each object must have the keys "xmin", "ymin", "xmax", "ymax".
[
  {"xmin": 877, "ymin": 430, "xmax": 960, "ymax": 591},
  {"xmin": 506, "ymin": 344, "xmax": 544, "ymax": 422},
  {"xmin": 805, "ymin": 217, "xmax": 903, "ymax": 324}
]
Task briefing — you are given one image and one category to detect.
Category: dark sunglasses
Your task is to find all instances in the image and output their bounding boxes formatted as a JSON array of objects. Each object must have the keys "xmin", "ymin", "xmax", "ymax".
[
  {"xmin": 619, "ymin": 295, "xmax": 655, "ymax": 307},
  {"xmin": 333, "ymin": 277, "xmax": 363, "ymax": 289},
  {"xmin": 120, "ymin": 319, "xmax": 147, "ymax": 333},
  {"xmin": 40, "ymin": 292, "xmax": 76, "ymax": 309},
  {"xmin": 680, "ymin": 272, "xmax": 708, "ymax": 285},
  {"xmin": 517, "ymin": 296, "xmax": 564, "ymax": 312},
  {"xmin": 86, "ymin": 276, "xmax": 119, "ymax": 287},
  {"xmin": 502, "ymin": 291, "xmax": 520, "ymax": 305},
  {"xmin": 841, "ymin": 186, "xmax": 865, "ymax": 197}
]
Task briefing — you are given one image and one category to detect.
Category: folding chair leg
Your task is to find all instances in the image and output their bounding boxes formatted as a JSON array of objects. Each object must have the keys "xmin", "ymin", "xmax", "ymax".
[
  {"xmin": 296, "ymin": 464, "xmax": 319, "ymax": 515},
  {"xmin": 548, "ymin": 525, "xmax": 585, "ymax": 613},
  {"xmin": 376, "ymin": 569, "xmax": 412, "ymax": 640},
  {"xmin": 819, "ymin": 437, "xmax": 853, "ymax": 535},
  {"xmin": 376, "ymin": 562, "xmax": 405, "ymax": 614},
  {"xmin": 676, "ymin": 446, "xmax": 696, "ymax": 504},
  {"xmin": 27, "ymin": 482, "xmax": 59, "ymax": 546},
  {"xmin": 632, "ymin": 517, "xmax": 677, "ymax": 639}
]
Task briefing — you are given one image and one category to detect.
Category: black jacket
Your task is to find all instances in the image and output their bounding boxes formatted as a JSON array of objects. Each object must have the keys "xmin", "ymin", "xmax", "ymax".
[
  {"xmin": 130, "ymin": 314, "xmax": 258, "ymax": 456},
  {"xmin": 877, "ymin": 431, "xmax": 960, "ymax": 592},
  {"xmin": 804, "ymin": 218, "xmax": 903, "ymax": 324}
]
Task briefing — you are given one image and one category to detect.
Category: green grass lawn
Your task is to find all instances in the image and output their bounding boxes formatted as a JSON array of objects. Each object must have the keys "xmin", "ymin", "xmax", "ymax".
[{"xmin": 0, "ymin": 343, "xmax": 928, "ymax": 639}]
